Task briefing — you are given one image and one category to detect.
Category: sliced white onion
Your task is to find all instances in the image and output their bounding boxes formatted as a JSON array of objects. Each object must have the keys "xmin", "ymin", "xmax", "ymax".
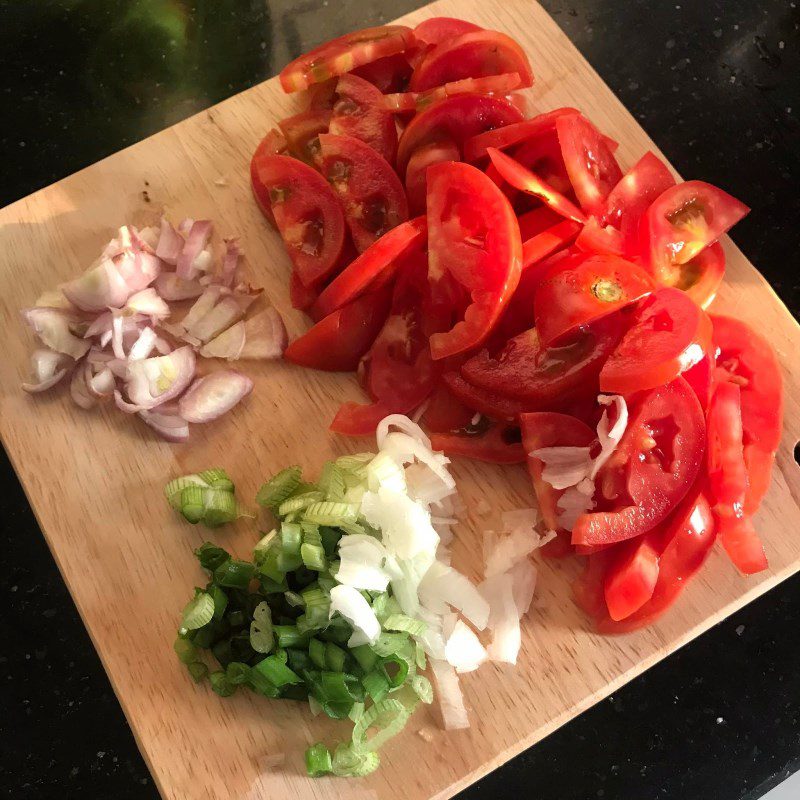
[
  {"xmin": 220, "ymin": 238, "xmax": 241, "ymax": 287},
  {"xmin": 61, "ymin": 258, "xmax": 131, "ymax": 312},
  {"xmin": 361, "ymin": 487, "xmax": 439, "ymax": 561},
  {"xmin": 444, "ymin": 619, "xmax": 487, "ymax": 673},
  {"xmin": 590, "ymin": 394, "xmax": 629, "ymax": 479},
  {"xmin": 484, "ymin": 527, "xmax": 537, "ymax": 578},
  {"xmin": 382, "ymin": 431, "xmax": 455, "ymax": 491},
  {"xmin": 335, "ymin": 534, "xmax": 391, "ymax": 592},
  {"xmin": 239, "ymin": 308, "xmax": 288, "ymax": 360},
  {"xmin": 22, "ymin": 308, "xmax": 91, "ymax": 360},
  {"xmin": 404, "ymin": 462, "xmax": 456, "ymax": 508},
  {"xmin": 70, "ymin": 361, "xmax": 96, "ymax": 409},
  {"xmin": 366, "ymin": 450, "xmax": 407, "ymax": 493},
  {"xmin": 482, "ymin": 575, "xmax": 521, "ymax": 664},
  {"xmin": 557, "ymin": 481, "xmax": 596, "ymax": 531},
  {"xmin": 176, "ymin": 219, "xmax": 213, "ymax": 279},
  {"xmin": 186, "ymin": 290, "xmax": 259, "ymax": 343},
  {"xmin": 125, "ymin": 346, "xmax": 196, "ymax": 410},
  {"xmin": 22, "ymin": 349, "xmax": 71, "ymax": 393},
  {"xmin": 329, "ymin": 585, "xmax": 380, "ymax": 647},
  {"xmin": 418, "ymin": 561, "xmax": 489, "ymax": 630},
  {"xmin": 199, "ymin": 321, "xmax": 245, "ymax": 360},
  {"xmin": 177, "ymin": 369, "xmax": 253, "ymax": 423},
  {"xmin": 139, "ymin": 407, "xmax": 189, "ymax": 442},
  {"xmin": 155, "ymin": 217, "xmax": 184, "ymax": 265},
  {"xmin": 430, "ymin": 659, "xmax": 469, "ymax": 730},
  {"xmin": 510, "ymin": 559, "xmax": 537, "ymax": 619},
  {"xmin": 376, "ymin": 414, "xmax": 432, "ymax": 449},
  {"xmin": 530, "ymin": 445, "xmax": 593, "ymax": 490},
  {"xmin": 125, "ymin": 288, "xmax": 170, "ymax": 319},
  {"xmin": 153, "ymin": 272, "xmax": 204, "ymax": 301},
  {"xmin": 501, "ymin": 507, "xmax": 539, "ymax": 532}
]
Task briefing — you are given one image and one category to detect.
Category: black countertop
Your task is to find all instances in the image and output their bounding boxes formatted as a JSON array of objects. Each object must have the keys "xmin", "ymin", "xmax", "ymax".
[{"xmin": 1, "ymin": 1, "xmax": 799, "ymax": 798}]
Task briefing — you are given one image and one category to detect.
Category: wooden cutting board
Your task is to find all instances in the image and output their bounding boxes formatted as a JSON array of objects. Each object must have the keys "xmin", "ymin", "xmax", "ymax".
[{"xmin": 1, "ymin": 0, "xmax": 799, "ymax": 797}]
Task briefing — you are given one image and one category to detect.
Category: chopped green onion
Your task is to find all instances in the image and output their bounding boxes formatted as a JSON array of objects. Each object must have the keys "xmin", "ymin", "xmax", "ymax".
[
  {"xmin": 318, "ymin": 462, "xmax": 346, "ymax": 501},
  {"xmin": 210, "ymin": 585, "xmax": 228, "ymax": 620},
  {"xmin": 383, "ymin": 614, "xmax": 427, "ymax": 636},
  {"xmin": 173, "ymin": 637, "xmax": 198, "ymax": 664},
  {"xmin": 325, "ymin": 642, "xmax": 347, "ymax": 672},
  {"xmin": 196, "ymin": 468, "xmax": 234, "ymax": 491},
  {"xmin": 331, "ymin": 743, "xmax": 380, "ymax": 777},
  {"xmin": 319, "ymin": 527, "xmax": 342, "ymax": 557},
  {"xmin": 280, "ymin": 523, "xmax": 302, "ymax": 557},
  {"xmin": 305, "ymin": 743, "xmax": 333, "ymax": 777},
  {"xmin": 348, "ymin": 701, "xmax": 365, "ymax": 723},
  {"xmin": 308, "ymin": 638, "xmax": 326, "ymax": 670},
  {"xmin": 278, "ymin": 491, "xmax": 324, "ymax": 517},
  {"xmin": 411, "ymin": 674, "xmax": 433, "ymax": 704},
  {"xmin": 338, "ymin": 521, "xmax": 368, "ymax": 536},
  {"xmin": 253, "ymin": 530, "xmax": 278, "ymax": 565},
  {"xmin": 379, "ymin": 655, "xmax": 409, "ymax": 688},
  {"xmin": 350, "ymin": 644, "xmax": 378, "ymax": 673},
  {"xmin": 362, "ymin": 670, "xmax": 390, "ymax": 702},
  {"xmin": 225, "ymin": 661, "xmax": 251, "ymax": 686},
  {"xmin": 352, "ymin": 698, "xmax": 410, "ymax": 753},
  {"xmin": 257, "ymin": 548, "xmax": 284, "ymax": 583},
  {"xmin": 213, "ymin": 559, "xmax": 256, "ymax": 589},
  {"xmin": 335, "ymin": 452, "xmax": 374, "ymax": 477},
  {"xmin": 319, "ymin": 671, "xmax": 360, "ymax": 704},
  {"xmin": 165, "ymin": 474, "xmax": 208, "ymax": 509},
  {"xmin": 202, "ymin": 488, "xmax": 238, "ymax": 528},
  {"xmin": 187, "ymin": 662, "xmax": 208, "ymax": 683},
  {"xmin": 195, "ymin": 542, "xmax": 231, "ymax": 572},
  {"xmin": 294, "ymin": 613, "xmax": 319, "ymax": 636},
  {"xmin": 316, "ymin": 571, "xmax": 337, "ymax": 593},
  {"xmin": 302, "ymin": 501, "xmax": 358, "ymax": 526},
  {"xmin": 414, "ymin": 641, "xmax": 427, "ymax": 671},
  {"xmin": 273, "ymin": 624, "xmax": 306, "ymax": 649},
  {"xmin": 301, "ymin": 522, "xmax": 322, "ymax": 545},
  {"xmin": 250, "ymin": 602, "xmax": 273, "ymax": 654},
  {"xmin": 369, "ymin": 631, "xmax": 409, "ymax": 658},
  {"xmin": 256, "ymin": 466, "xmax": 302, "ymax": 509},
  {"xmin": 300, "ymin": 543, "xmax": 327, "ymax": 572},
  {"xmin": 181, "ymin": 591, "xmax": 215, "ymax": 630},
  {"xmin": 179, "ymin": 484, "xmax": 207, "ymax": 523},
  {"xmin": 277, "ymin": 551, "xmax": 302, "ymax": 573},
  {"xmin": 209, "ymin": 670, "xmax": 237, "ymax": 697},
  {"xmin": 254, "ymin": 654, "xmax": 301, "ymax": 688},
  {"xmin": 284, "ymin": 590, "xmax": 305, "ymax": 608},
  {"xmin": 247, "ymin": 667, "xmax": 279, "ymax": 698}
]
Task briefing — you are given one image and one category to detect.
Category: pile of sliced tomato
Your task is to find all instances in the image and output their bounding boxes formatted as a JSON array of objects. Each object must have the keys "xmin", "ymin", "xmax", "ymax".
[{"xmin": 252, "ymin": 17, "xmax": 784, "ymax": 632}]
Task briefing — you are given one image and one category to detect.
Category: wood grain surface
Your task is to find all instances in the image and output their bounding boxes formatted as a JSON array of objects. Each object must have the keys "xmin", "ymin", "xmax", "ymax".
[{"xmin": 1, "ymin": 0, "xmax": 799, "ymax": 798}]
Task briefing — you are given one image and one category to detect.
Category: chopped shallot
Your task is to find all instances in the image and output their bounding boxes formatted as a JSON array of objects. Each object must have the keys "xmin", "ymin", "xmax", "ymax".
[
  {"xmin": 239, "ymin": 308, "xmax": 288, "ymax": 360},
  {"xmin": 125, "ymin": 346, "xmax": 196, "ymax": 410},
  {"xmin": 21, "ymin": 349, "xmax": 71, "ymax": 393},
  {"xmin": 22, "ymin": 308, "xmax": 91, "ymax": 360},
  {"xmin": 177, "ymin": 370, "xmax": 253, "ymax": 423}
]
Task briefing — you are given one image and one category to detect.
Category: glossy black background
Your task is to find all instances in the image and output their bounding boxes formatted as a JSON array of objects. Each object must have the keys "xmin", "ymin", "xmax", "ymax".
[{"xmin": 1, "ymin": 1, "xmax": 799, "ymax": 798}]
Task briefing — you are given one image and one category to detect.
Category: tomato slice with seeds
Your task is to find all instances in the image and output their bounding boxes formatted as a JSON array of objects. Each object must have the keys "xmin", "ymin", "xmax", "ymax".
[
  {"xmin": 487, "ymin": 148, "xmax": 587, "ymax": 224},
  {"xmin": 385, "ymin": 73, "xmax": 523, "ymax": 114},
  {"xmin": 312, "ymin": 216, "xmax": 427, "ymax": 318},
  {"xmin": 397, "ymin": 94, "xmax": 524, "ymax": 176},
  {"xmin": 600, "ymin": 287, "xmax": 712, "ymax": 395},
  {"xmin": 556, "ymin": 112, "xmax": 623, "ymax": 217},
  {"xmin": 430, "ymin": 422, "xmax": 526, "ymax": 464},
  {"xmin": 463, "ymin": 313, "xmax": 625, "ymax": 405},
  {"xmin": 523, "ymin": 219, "xmax": 582, "ymax": 269},
  {"xmin": 571, "ymin": 376, "xmax": 706, "ymax": 547},
  {"xmin": 279, "ymin": 25, "xmax": 415, "ymax": 92},
  {"xmin": 672, "ymin": 240, "xmax": 725, "ymax": 309},
  {"xmin": 278, "ymin": 109, "xmax": 331, "ymax": 166},
  {"xmin": 426, "ymin": 161, "xmax": 522, "ymax": 360},
  {"xmin": 330, "ymin": 74, "xmax": 398, "ymax": 165},
  {"xmin": 284, "ymin": 286, "xmax": 392, "ymax": 372},
  {"xmin": 420, "ymin": 381, "xmax": 476, "ymax": 433},
  {"xmin": 352, "ymin": 52, "xmax": 413, "ymax": 93},
  {"xmin": 643, "ymin": 180, "xmax": 749, "ymax": 284},
  {"xmin": 442, "ymin": 371, "xmax": 528, "ymax": 423},
  {"xmin": 521, "ymin": 411, "xmax": 596, "ymax": 535},
  {"xmin": 534, "ymin": 253, "xmax": 654, "ymax": 346},
  {"xmin": 409, "ymin": 29, "xmax": 533, "ymax": 92},
  {"xmin": 251, "ymin": 153, "xmax": 346, "ymax": 287},
  {"xmin": 250, "ymin": 130, "xmax": 288, "ymax": 227},
  {"xmin": 463, "ymin": 107, "xmax": 580, "ymax": 162},
  {"xmin": 404, "ymin": 139, "xmax": 460, "ymax": 216},
  {"xmin": 318, "ymin": 133, "xmax": 409, "ymax": 253}
]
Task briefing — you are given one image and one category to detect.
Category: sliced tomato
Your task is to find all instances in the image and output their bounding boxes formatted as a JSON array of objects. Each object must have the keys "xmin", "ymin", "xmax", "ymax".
[
  {"xmin": 412, "ymin": 17, "xmax": 482, "ymax": 48},
  {"xmin": 289, "ymin": 270, "xmax": 320, "ymax": 312},
  {"xmin": 573, "ymin": 550, "xmax": 613, "ymax": 620},
  {"xmin": 306, "ymin": 79, "xmax": 338, "ymax": 110},
  {"xmin": 556, "ymin": 112, "xmax": 623, "ymax": 217},
  {"xmin": 330, "ymin": 400, "xmax": 397, "ymax": 436},
  {"xmin": 744, "ymin": 445, "xmax": 775, "ymax": 516},
  {"xmin": 596, "ymin": 490, "xmax": 716, "ymax": 632},
  {"xmin": 603, "ymin": 536, "xmax": 660, "ymax": 621},
  {"xmin": 673, "ymin": 241, "xmax": 725, "ymax": 309},
  {"xmin": 517, "ymin": 207, "xmax": 564, "ymax": 241},
  {"xmin": 386, "ymin": 73, "xmax": 523, "ymax": 114},
  {"xmin": 431, "ymin": 421, "xmax": 526, "ymax": 464},
  {"xmin": 603, "ymin": 151, "xmax": 675, "ymax": 258},
  {"xmin": 511, "ymin": 130, "xmax": 573, "ymax": 197},
  {"xmin": 682, "ymin": 344, "xmax": 716, "ymax": 411},
  {"xmin": 600, "ymin": 287, "xmax": 712, "ymax": 395},
  {"xmin": 706, "ymin": 381, "xmax": 768, "ymax": 574},
  {"xmin": 251, "ymin": 153, "xmax": 346, "ymax": 286},
  {"xmin": 312, "ymin": 216, "xmax": 426, "ymax": 317},
  {"xmin": 284, "ymin": 286, "xmax": 391, "ymax": 372},
  {"xmin": 534, "ymin": 253, "xmax": 654, "ymax": 346},
  {"xmin": 409, "ymin": 29, "xmax": 533, "ymax": 92},
  {"xmin": 330, "ymin": 74, "xmax": 398, "ymax": 165},
  {"xmin": 575, "ymin": 218, "xmax": 623, "ymax": 257},
  {"xmin": 352, "ymin": 52, "xmax": 412, "ymax": 93},
  {"xmin": 278, "ymin": 109, "xmax": 330, "ymax": 165},
  {"xmin": 523, "ymin": 219, "xmax": 582, "ymax": 269},
  {"xmin": 250, "ymin": 130, "xmax": 288, "ymax": 226},
  {"xmin": 279, "ymin": 25, "xmax": 415, "ymax": 92},
  {"xmin": 397, "ymin": 94, "xmax": 524, "ymax": 175},
  {"xmin": 710, "ymin": 314, "xmax": 784, "ymax": 452},
  {"xmin": 572, "ymin": 377, "xmax": 706, "ymax": 547},
  {"xmin": 463, "ymin": 313, "xmax": 625, "ymax": 405},
  {"xmin": 420, "ymin": 381, "xmax": 476, "ymax": 433},
  {"xmin": 318, "ymin": 133, "xmax": 409, "ymax": 253},
  {"xmin": 443, "ymin": 371, "xmax": 527, "ymax": 423},
  {"xmin": 426, "ymin": 161, "xmax": 522, "ymax": 359},
  {"xmin": 463, "ymin": 107, "xmax": 580, "ymax": 162},
  {"xmin": 643, "ymin": 180, "xmax": 749, "ymax": 284},
  {"xmin": 404, "ymin": 139, "xmax": 460, "ymax": 216},
  {"xmin": 487, "ymin": 148, "xmax": 587, "ymax": 224},
  {"xmin": 521, "ymin": 411, "xmax": 595, "ymax": 536}
]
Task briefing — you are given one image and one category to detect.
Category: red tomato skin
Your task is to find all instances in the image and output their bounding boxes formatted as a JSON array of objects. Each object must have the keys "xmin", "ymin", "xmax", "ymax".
[
  {"xmin": 420, "ymin": 381, "xmax": 476, "ymax": 433},
  {"xmin": 743, "ymin": 445, "xmax": 774, "ymax": 516},
  {"xmin": 534, "ymin": 253, "xmax": 655, "ymax": 346},
  {"xmin": 404, "ymin": 139, "xmax": 460, "ymax": 216},
  {"xmin": 289, "ymin": 270, "xmax": 319, "ymax": 312},
  {"xmin": 426, "ymin": 161, "xmax": 522, "ymax": 360},
  {"xmin": 284, "ymin": 287, "xmax": 391, "ymax": 372},
  {"xmin": 603, "ymin": 537, "xmax": 660, "ymax": 621},
  {"xmin": 430, "ymin": 423, "xmax": 526, "ymax": 464},
  {"xmin": 312, "ymin": 216, "xmax": 427, "ymax": 318},
  {"xmin": 330, "ymin": 73, "xmax": 398, "ymax": 165},
  {"xmin": 443, "ymin": 371, "xmax": 527, "ymax": 423},
  {"xmin": 682, "ymin": 349, "xmax": 715, "ymax": 410},
  {"xmin": 517, "ymin": 207, "xmax": 564, "ymax": 241},
  {"xmin": 330, "ymin": 400, "xmax": 397, "ymax": 436},
  {"xmin": 397, "ymin": 94, "xmax": 524, "ymax": 176},
  {"xmin": 599, "ymin": 287, "xmax": 713, "ymax": 395},
  {"xmin": 523, "ymin": 220, "xmax": 583, "ymax": 269},
  {"xmin": 251, "ymin": 153, "xmax": 346, "ymax": 287},
  {"xmin": 352, "ymin": 52, "xmax": 413, "ymax": 93},
  {"xmin": 278, "ymin": 109, "xmax": 331, "ymax": 165},
  {"xmin": 412, "ymin": 17, "xmax": 482, "ymax": 48},
  {"xmin": 679, "ymin": 241, "xmax": 726, "ymax": 309},
  {"xmin": 573, "ymin": 550, "xmax": 613, "ymax": 620},
  {"xmin": 511, "ymin": 130, "xmax": 573, "ymax": 197},
  {"xmin": 575, "ymin": 218, "xmax": 623, "ymax": 257},
  {"xmin": 319, "ymin": 133, "xmax": 409, "ymax": 253},
  {"xmin": 409, "ymin": 29, "xmax": 534, "ymax": 92},
  {"xmin": 280, "ymin": 25, "xmax": 415, "ymax": 92},
  {"xmin": 572, "ymin": 377, "xmax": 706, "ymax": 547},
  {"xmin": 250, "ymin": 130, "xmax": 289, "ymax": 227},
  {"xmin": 556, "ymin": 113, "xmax": 623, "ymax": 217}
]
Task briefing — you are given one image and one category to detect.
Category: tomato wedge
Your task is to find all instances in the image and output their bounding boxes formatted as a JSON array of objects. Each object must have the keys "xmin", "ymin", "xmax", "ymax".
[
  {"xmin": 409, "ymin": 29, "xmax": 533, "ymax": 92},
  {"xmin": 330, "ymin": 74, "xmax": 398, "ymax": 165},
  {"xmin": 352, "ymin": 53, "xmax": 412, "ymax": 93},
  {"xmin": 404, "ymin": 139, "xmax": 460, "ymax": 216},
  {"xmin": 289, "ymin": 270, "xmax": 320, "ymax": 312},
  {"xmin": 710, "ymin": 314, "xmax": 784, "ymax": 453},
  {"xmin": 311, "ymin": 217, "xmax": 426, "ymax": 318},
  {"xmin": 397, "ymin": 94, "xmax": 524, "ymax": 176},
  {"xmin": 412, "ymin": 17, "xmax": 482, "ymax": 48},
  {"xmin": 511, "ymin": 130, "xmax": 573, "ymax": 197},
  {"xmin": 278, "ymin": 109, "xmax": 331, "ymax": 166},
  {"xmin": 463, "ymin": 313, "xmax": 625, "ymax": 406},
  {"xmin": 603, "ymin": 536, "xmax": 660, "ymax": 621},
  {"xmin": 331, "ymin": 400, "xmax": 397, "ymax": 436},
  {"xmin": 603, "ymin": 151, "xmax": 675, "ymax": 258},
  {"xmin": 250, "ymin": 131, "xmax": 288, "ymax": 226},
  {"xmin": 673, "ymin": 241, "xmax": 725, "ymax": 309},
  {"xmin": 251, "ymin": 153, "xmax": 346, "ymax": 287},
  {"xmin": 556, "ymin": 112, "xmax": 623, "ymax": 217},
  {"xmin": 572, "ymin": 377, "xmax": 705, "ymax": 547},
  {"xmin": 426, "ymin": 161, "xmax": 522, "ymax": 359},
  {"xmin": 517, "ymin": 207, "xmax": 564, "ymax": 241},
  {"xmin": 600, "ymin": 287, "xmax": 712, "ymax": 395},
  {"xmin": 643, "ymin": 180, "xmax": 749, "ymax": 284},
  {"xmin": 284, "ymin": 287, "xmax": 391, "ymax": 372},
  {"xmin": 487, "ymin": 148, "xmax": 587, "ymax": 224},
  {"xmin": 306, "ymin": 79, "xmax": 338, "ymax": 110},
  {"xmin": 431, "ymin": 422, "xmax": 526, "ymax": 464},
  {"xmin": 443, "ymin": 371, "xmax": 528, "ymax": 423},
  {"xmin": 575, "ymin": 219, "xmax": 623, "ymax": 257},
  {"xmin": 706, "ymin": 381, "xmax": 768, "ymax": 574},
  {"xmin": 386, "ymin": 73, "xmax": 523, "ymax": 114},
  {"xmin": 279, "ymin": 25, "xmax": 415, "ymax": 92},
  {"xmin": 420, "ymin": 382, "xmax": 476, "ymax": 433},
  {"xmin": 682, "ymin": 341, "xmax": 715, "ymax": 410},
  {"xmin": 534, "ymin": 253, "xmax": 654, "ymax": 346},
  {"xmin": 522, "ymin": 219, "xmax": 582, "ymax": 269},
  {"xmin": 318, "ymin": 133, "xmax": 409, "ymax": 253}
]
